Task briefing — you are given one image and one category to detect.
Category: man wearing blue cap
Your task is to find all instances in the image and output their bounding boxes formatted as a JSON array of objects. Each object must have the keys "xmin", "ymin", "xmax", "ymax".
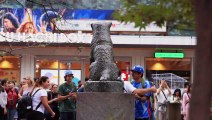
[
  {"xmin": 57, "ymin": 70, "xmax": 77, "ymax": 120},
  {"xmin": 131, "ymin": 65, "xmax": 153, "ymax": 120}
]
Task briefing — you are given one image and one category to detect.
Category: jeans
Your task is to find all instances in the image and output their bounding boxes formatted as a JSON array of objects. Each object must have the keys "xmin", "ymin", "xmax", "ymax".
[
  {"xmin": 60, "ymin": 112, "xmax": 75, "ymax": 120},
  {"xmin": 150, "ymin": 111, "xmax": 156, "ymax": 120},
  {"xmin": 7, "ymin": 108, "xmax": 17, "ymax": 120}
]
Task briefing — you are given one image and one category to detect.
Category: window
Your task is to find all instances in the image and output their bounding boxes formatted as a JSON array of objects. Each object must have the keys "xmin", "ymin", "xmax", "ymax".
[
  {"xmin": 0, "ymin": 56, "xmax": 20, "ymax": 82},
  {"xmin": 35, "ymin": 58, "xmax": 82, "ymax": 85},
  {"xmin": 145, "ymin": 58, "xmax": 191, "ymax": 89}
]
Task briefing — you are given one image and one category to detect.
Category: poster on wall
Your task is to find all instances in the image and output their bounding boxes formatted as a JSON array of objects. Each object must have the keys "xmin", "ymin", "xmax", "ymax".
[
  {"xmin": 41, "ymin": 69, "xmax": 81, "ymax": 86},
  {"xmin": 0, "ymin": 8, "xmax": 165, "ymax": 34},
  {"xmin": 41, "ymin": 69, "xmax": 59, "ymax": 84},
  {"xmin": 0, "ymin": 8, "xmax": 114, "ymax": 33}
]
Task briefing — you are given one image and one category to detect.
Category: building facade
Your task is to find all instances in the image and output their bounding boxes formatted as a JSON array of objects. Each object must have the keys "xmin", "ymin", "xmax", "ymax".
[{"xmin": 0, "ymin": 33, "xmax": 196, "ymax": 86}]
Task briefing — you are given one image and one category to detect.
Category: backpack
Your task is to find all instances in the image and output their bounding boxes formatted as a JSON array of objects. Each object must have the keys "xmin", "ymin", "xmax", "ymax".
[{"xmin": 17, "ymin": 88, "xmax": 41, "ymax": 119}]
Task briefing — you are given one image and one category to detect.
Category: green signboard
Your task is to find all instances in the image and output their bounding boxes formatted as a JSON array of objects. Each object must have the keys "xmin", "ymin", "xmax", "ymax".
[{"xmin": 155, "ymin": 52, "xmax": 184, "ymax": 58}]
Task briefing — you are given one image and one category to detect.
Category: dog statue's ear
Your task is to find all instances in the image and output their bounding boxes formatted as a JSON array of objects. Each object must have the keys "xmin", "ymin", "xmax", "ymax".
[{"xmin": 108, "ymin": 22, "xmax": 112, "ymax": 28}]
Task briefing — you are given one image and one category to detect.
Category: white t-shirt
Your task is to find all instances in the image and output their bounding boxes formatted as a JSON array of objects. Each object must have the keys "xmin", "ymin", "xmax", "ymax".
[
  {"xmin": 123, "ymin": 81, "xmax": 136, "ymax": 93},
  {"xmin": 156, "ymin": 89, "xmax": 171, "ymax": 103},
  {"xmin": 0, "ymin": 91, "xmax": 7, "ymax": 108},
  {"xmin": 31, "ymin": 88, "xmax": 47, "ymax": 113}
]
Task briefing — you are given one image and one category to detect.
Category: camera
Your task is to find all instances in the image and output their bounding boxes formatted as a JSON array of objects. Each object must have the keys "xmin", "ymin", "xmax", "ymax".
[{"xmin": 9, "ymin": 99, "xmax": 14, "ymax": 106}]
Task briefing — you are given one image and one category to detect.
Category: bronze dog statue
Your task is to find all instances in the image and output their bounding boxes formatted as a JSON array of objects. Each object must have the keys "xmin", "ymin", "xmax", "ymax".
[{"xmin": 90, "ymin": 22, "xmax": 119, "ymax": 81}]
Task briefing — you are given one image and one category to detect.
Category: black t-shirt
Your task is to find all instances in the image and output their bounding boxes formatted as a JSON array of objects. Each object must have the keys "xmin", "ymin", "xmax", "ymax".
[{"xmin": 47, "ymin": 91, "xmax": 58, "ymax": 109}]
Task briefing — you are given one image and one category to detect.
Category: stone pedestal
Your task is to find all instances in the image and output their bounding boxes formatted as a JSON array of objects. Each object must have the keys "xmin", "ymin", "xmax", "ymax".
[
  {"xmin": 76, "ymin": 92, "xmax": 134, "ymax": 120},
  {"xmin": 84, "ymin": 81, "xmax": 123, "ymax": 92},
  {"xmin": 167, "ymin": 103, "xmax": 181, "ymax": 120}
]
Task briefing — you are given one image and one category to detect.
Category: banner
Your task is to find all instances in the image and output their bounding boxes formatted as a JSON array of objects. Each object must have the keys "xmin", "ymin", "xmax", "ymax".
[
  {"xmin": 0, "ymin": 8, "xmax": 114, "ymax": 33},
  {"xmin": 0, "ymin": 8, "xmax": 166, "ymax": 34}
]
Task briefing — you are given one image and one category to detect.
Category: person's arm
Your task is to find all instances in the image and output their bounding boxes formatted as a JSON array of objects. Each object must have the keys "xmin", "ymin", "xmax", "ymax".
[
  {"xmin": 41, "ymin": 96, "xmax": 55, "ymax": 117},
  {"xmin": 157, "ymin": 80, "xmax": 165, "ymax": 95},
  {"xmin": 166, "ymin": 83, "xmax": 172, "ymax": 95},
  {"xmin": 57, "ymin": 85, "xmax": 76, "ymax": 101},
  {"xmin": 48, "ymin": 98, "xmax": 58, "ymax": 104},
  {"xmin": 18, "ymin": 86, "xmax": 25, "ymax": 99},
  {"xmin": 182, "ymin": 93, "xmax": 187, "ymax": 116},
  {"xmin": 70, "ymin": 92, "xmax": 77, "ymax": 99},
  {"xmin": 47, "ymin": 92, "xmax": 58, "ymax": 104},
  {"xmin": 72, "ymin": 85, "xmax": 77, "ymax": 99},
  {"xmin": 134, "ymin": 94, "xmax": 148, "ymax": 102},
  {"xmin": 133, "ymin": 86, "xmax": 156, "ymax": 95},
  {"xmin": 151, "ymin": 86, "xmax": 157, "ymax": 93},
  {"xmin": 157, "ymin": 87, "xmax": 162, "ymax": 95},
  {"xmin": 124, "ymin": 81, "xmax": 156, "ymax": 95},
  {"xmin": 140, "ymin": 96, "xmax": 148, "ymax": 101},
  {"xmin": 58, "ymin": 92, "xmax": 77, "ymax": 101},
  {"xmin": 57, "ymin": 93, "xmax": 70, "ymax": 101},
  {"xmin": 136, "ymin": 81, "xmax": 152, "ymax": 102}
]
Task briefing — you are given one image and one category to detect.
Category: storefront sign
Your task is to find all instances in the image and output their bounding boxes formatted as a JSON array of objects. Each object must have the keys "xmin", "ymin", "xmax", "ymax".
[
  {"xmin": 0, "ymin": 32, "xmax": 196, "ymax": 46},
  {"xmin": 155, "ymin": 52, "xmax": 184, "ymax": 58}
]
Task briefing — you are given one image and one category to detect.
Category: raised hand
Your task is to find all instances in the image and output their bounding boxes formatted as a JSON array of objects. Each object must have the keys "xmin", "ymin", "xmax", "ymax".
[{"xmin": 38, "ymin": 21, "xmax": 48, "ymax": 33}]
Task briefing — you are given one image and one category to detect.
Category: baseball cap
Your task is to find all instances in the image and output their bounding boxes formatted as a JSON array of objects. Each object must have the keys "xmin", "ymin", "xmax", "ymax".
[
  {"xmin": 65, "ymin": 70, "xmax": 73, "ymax": 76},
  {"xmin": 131, "ymin": 65, "xmax": 144, "ymax": 74}
]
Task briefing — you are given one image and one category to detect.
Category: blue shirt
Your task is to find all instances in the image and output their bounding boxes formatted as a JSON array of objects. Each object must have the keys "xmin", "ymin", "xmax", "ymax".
[
  {"xmin": 72, "ymin": 78, "xmax": 80, "ymax": 86},
  {"xmin": 131, "ymin": 79, "xmax": 152, "ymax": 119}
]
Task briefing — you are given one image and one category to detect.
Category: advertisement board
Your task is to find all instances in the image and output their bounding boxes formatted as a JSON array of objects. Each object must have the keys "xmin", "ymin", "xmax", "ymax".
[{"xmin": 0, "ymin": 8, "xmax": 166, "ymax": 33}]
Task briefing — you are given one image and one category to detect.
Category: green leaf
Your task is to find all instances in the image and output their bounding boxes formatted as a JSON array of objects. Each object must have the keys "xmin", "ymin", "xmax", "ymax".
[{"xmin": 114, "ymin": 0, "xmax": 195, "ymax": 30}]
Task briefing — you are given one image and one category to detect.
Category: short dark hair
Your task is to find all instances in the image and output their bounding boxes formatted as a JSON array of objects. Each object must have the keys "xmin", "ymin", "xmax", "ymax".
[
  {"xmin": 8, "ymin": 81, "xmax": 15, "ymax": 85},
  {"xmin": 173, "ymin": 88, "xmax": 182, "ymax": 98},
  {"xmin": 51, "ymin": 84, "xmax": 57, "ymax": 90},
  {"xmin": 184, "ymin": 82, "xmax": 190, "ymax": 88},
  {"xmin": 187, "ymin": 84, "xmax": 192, "ymax": 93},
  {"xmin": 39, "ymin": 76, "xmax": 49, "ymax": 85},
  {"xmin": 1, "ymin": 79, "xmax": 7, "ymax": 86}
]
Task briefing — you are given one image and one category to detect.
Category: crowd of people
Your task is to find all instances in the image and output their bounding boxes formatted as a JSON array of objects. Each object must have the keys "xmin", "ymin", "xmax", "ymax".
[{"xmin": 0, "ymin": 65, "xmax": 192, "ymax": 120}]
